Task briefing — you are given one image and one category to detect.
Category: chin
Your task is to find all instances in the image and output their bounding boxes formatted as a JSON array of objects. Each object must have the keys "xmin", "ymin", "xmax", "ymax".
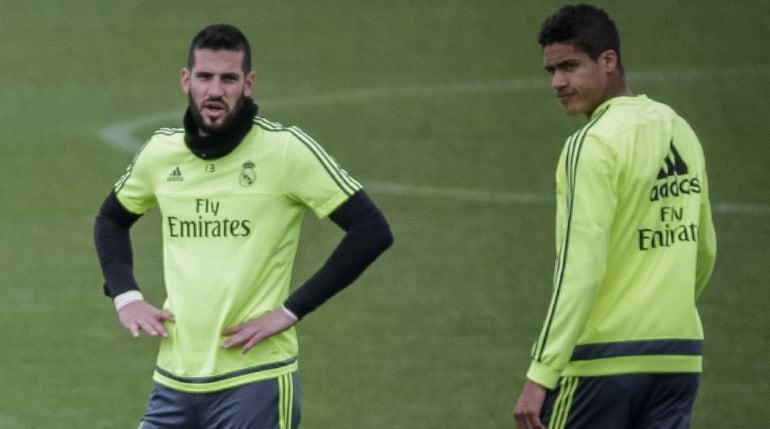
[
  {"xmin": 564, "ymin": 106, "xmax": 585, "ymax": 116},
  {"xmin": 205, "ymin": 117, "xmax": 228, "ymax": 129},
  {"xmin": 207, "ymin": 120, "xmax": 224, "ymax": 129}
]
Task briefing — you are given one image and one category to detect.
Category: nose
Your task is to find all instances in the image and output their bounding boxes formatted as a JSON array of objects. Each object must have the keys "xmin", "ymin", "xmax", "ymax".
[
  {"xmin": 551, "ymin": 71, "xmax": 567, "ymax": 90},
  {"xmin": 207, "ymin": 78, "xmax": 225, "ymax": 97}
]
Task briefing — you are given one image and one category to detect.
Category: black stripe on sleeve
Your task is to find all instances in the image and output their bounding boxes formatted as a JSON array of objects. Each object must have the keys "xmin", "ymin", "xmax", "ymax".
[{"xmin": 534, "ymin": 106, "xmax": 610, "ymax": 361}]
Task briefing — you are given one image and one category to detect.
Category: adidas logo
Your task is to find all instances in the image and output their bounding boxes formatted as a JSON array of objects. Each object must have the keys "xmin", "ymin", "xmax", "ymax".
[
  {"xmin": 649, "ymin": 141, "xmax": 701, "ymax": 201},
  {"xmin": 167, "ymin": 166, "xmax": 184, "ymax": 182},
  {"xmin": 657, "ymin": 141, "xmax": 688, "ymax": 179}
]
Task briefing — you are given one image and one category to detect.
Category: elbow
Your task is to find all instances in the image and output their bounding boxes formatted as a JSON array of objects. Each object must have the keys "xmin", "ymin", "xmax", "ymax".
[
  {"xmin": 367, "ymin": 221, "xmax": 394, "ymax": 256},
  {"xmin": 380, "ymin": 224, "xmax": 394, "ymax": 252},
  {"xmin": 363, "ymin": 211, "xmax": 394, "ymax": 254}
]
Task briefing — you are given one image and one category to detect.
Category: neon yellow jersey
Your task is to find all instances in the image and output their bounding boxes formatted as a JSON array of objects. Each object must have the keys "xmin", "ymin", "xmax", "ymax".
[
  {"xmin": 527, "ymin": 96, "xmax": 717, "ymax": 389},
  {"xmin": 114, "ymin": 116, "xmax": 361, "ymax": 393}
]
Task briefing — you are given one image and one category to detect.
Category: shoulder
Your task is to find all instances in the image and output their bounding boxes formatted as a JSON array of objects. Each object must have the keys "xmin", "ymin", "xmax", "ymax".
[
  {"xmin": 128, "ymin": 127, "xmax": 186, "ymax": 169},
  {"xmin": 141, "ymin": 127, "xmax": 186, "ymax": 153},
  {"xmin": 152, "ymin": 127, "xmax": 185, "ymax": 138},
  {"xmin": 570, "ymin": 97, "xmax": 661, "ymax": 150},
  {"xmin": 593, "ymin": 96, "xmax": 683, "ymax": 137},
  {"xmin": 251, "ymin": 116, "xmax": 313, "ymax": 141},
  {"xmin": 250, "ymin": 116, "xmax": 325, "ymax": 154},
  {"xmin": 565, "ymin": 104, "xmax": 613, "ymax": 153},
  {"xmin": 561, "ymin": 105, "xmax": 619, "ymax": 170}
]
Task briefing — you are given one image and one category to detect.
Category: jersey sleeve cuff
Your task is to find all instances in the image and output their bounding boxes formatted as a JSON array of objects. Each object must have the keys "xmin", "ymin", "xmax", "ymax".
[
  {"xmin": 314, "ymin": 192, "xmax": 352, "ymax": 219},
  {"xmin": 113, "ymin": 290, "xmax": 144, "ymax": 311},
  {"xmin": 526, "ymin": 360, "xmax": 562, "ymax": 389}
]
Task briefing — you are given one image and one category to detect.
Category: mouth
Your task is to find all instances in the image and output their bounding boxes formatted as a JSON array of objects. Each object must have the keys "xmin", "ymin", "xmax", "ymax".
[
  {"xmin": 202, "ymin": 101, "xmax": 227, "ymax": 118},
  {"xmin": 557, "ymin": 92, "xmax": 573, "ymax": 104}
]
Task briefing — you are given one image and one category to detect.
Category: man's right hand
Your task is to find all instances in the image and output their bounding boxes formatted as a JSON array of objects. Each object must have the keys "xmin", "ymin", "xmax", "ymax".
[
  {"xmin": 117, "ymin": 300, "xmax": 175, "ymax": 338},
  {"xmin": 513, "ymin": 379, "xmax": 548, "ymax": 429}
]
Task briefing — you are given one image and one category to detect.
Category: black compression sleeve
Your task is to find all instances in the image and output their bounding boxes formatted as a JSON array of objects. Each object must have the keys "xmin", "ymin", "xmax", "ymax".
[
  {"xmin": 283, "ymin": 191, "xmax": 393, "ymax": 319},
  {"xmin": 94, "ymin": 192, "xmax": 142, "ymax": 298}
]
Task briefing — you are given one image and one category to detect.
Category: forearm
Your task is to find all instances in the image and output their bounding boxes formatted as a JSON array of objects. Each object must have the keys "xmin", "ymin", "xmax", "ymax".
[
  {"xmin": 695, "ymin": 201, "xmax": 717, "ymax": 299},
  {"xmin": 94, "ymin": 192, "xmax": 142, "ymax": 298},
  {"xmin": 528, "ymin": 254, "xmax": 604, "ymax": 388},
  {"xmin": 284, "ymin": 191, "xmax": 393, "ymax": 319},
  {"xmin": 530, "ymin": 213, "xmax": 610, "ymax": 387}
]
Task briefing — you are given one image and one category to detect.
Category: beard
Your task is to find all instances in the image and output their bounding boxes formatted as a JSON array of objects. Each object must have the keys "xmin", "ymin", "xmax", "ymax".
[{"xmin": 188, "ymin": 93, "xmax": 246, "ymax": 136}]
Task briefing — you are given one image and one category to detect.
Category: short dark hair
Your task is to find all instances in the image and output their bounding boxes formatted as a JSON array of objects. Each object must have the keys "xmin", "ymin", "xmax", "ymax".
[
  {"xmin": 538, "ymin": 4, "xmax": 623, "ymax": 71},
  {"xmin": 187, "ymin": 24, "xmax": 252, "ymax": 74}
]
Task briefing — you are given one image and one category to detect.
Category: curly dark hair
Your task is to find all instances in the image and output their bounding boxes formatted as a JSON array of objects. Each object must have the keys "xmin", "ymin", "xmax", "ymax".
[{"xmin": 538, "ymin": 4, "xmax": 623, "ymax": 71}]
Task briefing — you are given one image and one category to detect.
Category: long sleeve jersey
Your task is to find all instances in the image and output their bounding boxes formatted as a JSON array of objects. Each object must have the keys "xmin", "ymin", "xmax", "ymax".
[{"xmin": 527, "ymin": 95, "xmax": 717, "ymax": 389}]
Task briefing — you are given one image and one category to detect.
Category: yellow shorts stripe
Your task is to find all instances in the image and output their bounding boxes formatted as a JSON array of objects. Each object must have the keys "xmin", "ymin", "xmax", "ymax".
[
  {"xmin": 278, "ymin": 373, "xmax": 294, "ymax": 429},
  {"xmin": 549, "ymin": 376, "xmax": 579, "ymax": 429}
]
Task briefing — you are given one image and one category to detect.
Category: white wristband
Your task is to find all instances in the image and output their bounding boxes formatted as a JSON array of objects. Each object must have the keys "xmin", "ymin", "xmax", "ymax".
[
  {"xmin": 281, "ymin": 305, "xmax": 299, "ymax": 321},
  {"xmin": 114, "ymin": 290, "xmax": 144, "ymax": 311}
]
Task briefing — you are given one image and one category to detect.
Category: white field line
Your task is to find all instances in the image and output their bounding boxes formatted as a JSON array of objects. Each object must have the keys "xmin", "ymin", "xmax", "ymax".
[
  {"xmin": 100, "ymin": 67, "xmax": 770, "ymax": 215},
  {"xmin": 366, "ymin": 181, "xmax": 770, "ymax": 216},
  {"xmin": 100, "ymin": 77, "xmax": 545, "ymax": 152},
  {"xmin": 366, "ymin": 182, "xmax": 552, "ymax": 205}
]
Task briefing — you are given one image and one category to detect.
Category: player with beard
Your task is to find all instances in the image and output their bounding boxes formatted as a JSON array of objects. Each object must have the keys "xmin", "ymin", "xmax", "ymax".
[{"xmin": 94, "ymin": 24, "xmax": 393, "ymax": 428}]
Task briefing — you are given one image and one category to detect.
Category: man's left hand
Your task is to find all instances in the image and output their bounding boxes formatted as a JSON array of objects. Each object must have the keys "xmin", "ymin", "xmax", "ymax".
[{"xmin": 222, "ymin": 307, "xmax": 298, "ymax": 354}]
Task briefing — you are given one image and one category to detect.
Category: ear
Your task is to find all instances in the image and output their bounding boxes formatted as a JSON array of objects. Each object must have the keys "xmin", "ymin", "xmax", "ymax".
[
  {"xmin": 180, "ymin": 68, "xmax": 191, "ymax": 94},
  {"xmin": 599, "ymin": 50, "xmax": 618, "ymax": 73},
  {"xmin": 244, "ymin": 70, "xmax": 256, "ymax": 97}
]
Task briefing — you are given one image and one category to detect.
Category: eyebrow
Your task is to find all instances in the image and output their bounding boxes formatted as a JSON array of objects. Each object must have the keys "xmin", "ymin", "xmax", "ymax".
[
  {"xmin": 544, "ymin": 58, "xmax": 581, "ymax": 72},
  {"xmin": 193, "ymin": 71, "xmax": 241, "ymax": 80}
]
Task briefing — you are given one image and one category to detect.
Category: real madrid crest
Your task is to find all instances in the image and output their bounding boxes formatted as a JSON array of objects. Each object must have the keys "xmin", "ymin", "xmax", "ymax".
[{"xmin": 239, "ymin": 161, "xmax": 256, "ymax": 187}]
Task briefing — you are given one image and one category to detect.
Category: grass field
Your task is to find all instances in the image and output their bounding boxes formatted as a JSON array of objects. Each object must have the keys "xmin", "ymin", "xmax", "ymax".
[{"xmin": 1, "ymin": 1, "xmax": 768, "ymax": 427}]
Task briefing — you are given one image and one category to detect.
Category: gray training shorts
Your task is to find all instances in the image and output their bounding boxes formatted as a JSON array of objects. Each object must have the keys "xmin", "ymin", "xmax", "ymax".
[
  {"xmin": 541, "ymin": 373, "xmax": 699, "ymax": 428},
  {"xmin": 139, "ymin": 372, "xmax": 300, "ymax": 429}
]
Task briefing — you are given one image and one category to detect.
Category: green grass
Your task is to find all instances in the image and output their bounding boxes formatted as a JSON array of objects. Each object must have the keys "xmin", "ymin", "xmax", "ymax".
[{"xmin": 1, "ymin": 1, "xmax": 768, "ymax": 427}]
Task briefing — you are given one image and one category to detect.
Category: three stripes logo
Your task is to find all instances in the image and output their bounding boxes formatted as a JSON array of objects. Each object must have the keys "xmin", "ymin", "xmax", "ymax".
[
  {"xmin": 167, "ymin": 166, "xmax": 184, "ymax": 182},
  {"xmin": 657, "ymin": 142, "xmax": 688, "ymax": 179},
  {"xmin": 649, "ymin": 141, "xmax": 701, "ymax": 201}
]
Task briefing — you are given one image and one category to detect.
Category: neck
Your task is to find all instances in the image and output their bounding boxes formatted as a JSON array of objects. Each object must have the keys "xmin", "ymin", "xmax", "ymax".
[{"xmin": 587, "ymin": 72, "xmax": 633, "ymax": 117}]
